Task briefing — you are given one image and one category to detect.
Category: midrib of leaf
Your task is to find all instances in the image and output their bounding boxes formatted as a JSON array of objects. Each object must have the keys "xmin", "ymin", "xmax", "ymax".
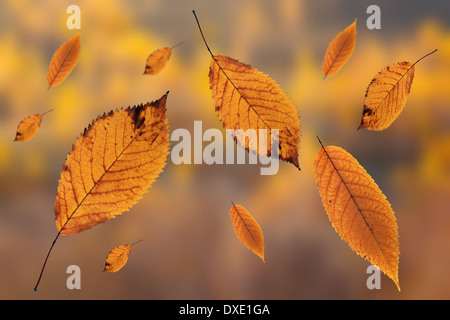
[
  {"xmin": 61, "ymin": 125, "xmax": 158, "ymax": 234},
  {"xmin": 48, "ymin": 37, "xmax": 78, "ymax": 89},
  {"xmin": 324, "ymin": 29, "xmax": 353, "ymax": 79},
  {"xmin": 231, "ymin": 202, "xmax": 259, "ymax": 249},
  {"xmin": 317, "ymin": 137, "xmax": 392, "ymax": 274}
]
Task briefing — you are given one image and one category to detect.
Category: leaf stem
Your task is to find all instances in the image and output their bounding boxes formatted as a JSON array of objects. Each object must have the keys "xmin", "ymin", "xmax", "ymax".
[
  {"xmin": 41, "ymin": 108, "xmax": 55, "ymax": 117},
  {"xmin": 130, "ymin": 239, "xmax": 143, "ymax": 247},
  {"xmin": 192, "ymin": 10, "xmax": 214, "ymax": 59},
  {"xmin": 171, "ymin": 42, "xmax": 184, "ymax": 49},
  {"xmin": 34, "ymin": 232, "xmax": 62, "ymax": 291},
  {"xmin": 413, "ymin": 49, "xmax": 437, "ymax": 66}
]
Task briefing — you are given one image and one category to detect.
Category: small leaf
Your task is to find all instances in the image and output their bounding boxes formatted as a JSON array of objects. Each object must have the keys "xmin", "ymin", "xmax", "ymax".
[
  {"xmin": 104, "ymin": 240, "xmax": 142, "ymax": 272},
  {"xmin": 314, "ymin": 138, "xmax": 400, "ymax": 290},
  {"xmin": 322, "ymin": 19, "xmax": 357, "ymax": 78},
  {"xmin": 359, "ymin": 49, "xmax": 437, "ymax": 131},
  {"xmin": 47, "ymin": 32, "xmax": 81, "ymax": 88},
  {"xmin": 103, "ymin": 245, "xmax": 132, "ymax": 272},
  {"xmin": 230, "ymin": 203, "xmax": 265, "ymax": 262},
  {"xmin": 14, "ymin": 109, "xmax": 53, "ymax": 142},
  {"xmin": 143, "ymin": 42, "xmax": 182, "ymax": 75}
]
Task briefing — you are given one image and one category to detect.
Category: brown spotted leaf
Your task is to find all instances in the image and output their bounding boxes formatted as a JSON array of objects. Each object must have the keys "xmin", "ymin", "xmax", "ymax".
[
  {"xmin": 322, "ymin": 19, "xmax": 356, "ymax": 78},
  {"xmin": 47, "ymin": 32, "xmax": 81, "ymax": 88},
  {"xmin": 104, "ymin": 240, "xmax": 142, "ymax": 272},
  {"xmin": 143, "ymin": 42, "xmax": 182, "ymax": 75},
  {"xmin": 54, "ymin": 92, "xmax": 170, "ymax": 235},
  {"xmin": 314, "ymin": 142, "xmax": 400, "ymax": 290},
  {"xmin": 359, "ymin": 49, "xmax": 437, "ymax": 131},
  {"xmin": 193, "ymin": 11, "xmax": 301, "ymax": 169},
  {"xmin": 103, "ymin": 245, "xmax": 132, "ymax": 272},
  {"xmin": 14, "ymin": 109, "xmax": 53, "ymax": 142},
  {"xmin": 230, "ymin": 203, "xmax": 265, "ymax": 262}
]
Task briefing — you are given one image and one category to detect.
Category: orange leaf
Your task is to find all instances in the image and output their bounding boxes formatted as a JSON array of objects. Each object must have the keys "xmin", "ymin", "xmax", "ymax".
[
  {"xmin": 143, "ymin": 42, "xmax": 182, "ymax": 75},
  {"xmin": 230, "ymin": 203, "xmax": 265, "ymax": 262},
  {"xmin": 314, "ymin": 140, "xmax": 400, "ymax": 290},
  {"xmin": 47, "ymin": 32, "xmax": 80, "ymax": 88},
  {"xmin": 322, "ymin": 19, "xmax": 356, "ymax": 78},
  {"xmin": 193, "ymin": 11, "xmax": 301, "ymax": 169},
  {"xmin": 104, "ymin": 240, "xmax": 142, "ymax": 272},
  {"xmin": 14, "ymin": 109, "xmax": 53, "ymax": 142},
  {"xmin": 54, "ymin": 92, "xmax": 170, "ymax": 235},
  {"xmin": 359, "ymin": 49, "xmax": 437, "ymax": 131},
  {"xmin": 34, "ymin": 93, "xmax": 169, "ymax": 291},
  {"xmin": 104, "ymin": 245, "xmax": 132, "ymax": 272}
]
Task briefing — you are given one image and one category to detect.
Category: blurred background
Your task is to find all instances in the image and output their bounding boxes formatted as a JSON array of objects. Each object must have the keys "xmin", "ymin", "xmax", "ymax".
[{"xmin": 0, "ymin": 0, "xmax": 449, "ymax": 299}]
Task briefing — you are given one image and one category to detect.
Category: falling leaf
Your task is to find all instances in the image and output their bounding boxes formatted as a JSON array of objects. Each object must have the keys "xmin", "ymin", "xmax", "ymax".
[
  {"xmin": 359, "ymin": 49, "xmax": 437, "ymax": 131},
  {"xmin": 104, "ymin": 240, "xmax": 143, "ymax": 272},
  {"xmin": 47, "ymin": 32, "xmax": 81, "ymax": 88},
  {"xmin": 322, "ymin": 19, "xmax": 356, "ymax": 78},
  {"xmin": 34, "ymin": 92, "xmax": 169, "ymax": 291},
  {"xmin": 193, "ymin": 11, "xmax": 301, "ymax": 169},
  {"xmin": 314, "ymin": 138, "xmax": 400, "ymax": 290},
  {"xmin": 14, "ymin": 109, "xmax": 54, "ymax": 142},
  {"xmin": 14, "ymin": 114, "xmax": 42, "ymax": 142},
  {"xmin": 55, "ymin": 92, "xmax": 170, "ymax": 235},
  {"xmin": 230, "ymin": 203, "xmax": 265, "ymax": 262},
  {"xmin": 143, "ymin": 42, "xmax": 183, "ymax": 75}
]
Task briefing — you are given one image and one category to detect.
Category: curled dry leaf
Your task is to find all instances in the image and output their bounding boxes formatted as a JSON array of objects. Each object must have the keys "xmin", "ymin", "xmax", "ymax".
[
  {"xmin": 14, "ymin": 109, "xmax": 53, "ymax": 142},
  {"xmin": 104, "ymin": 240, "xmax": 142, "ymax": 272},
  {"xmin": 230, "ymin": 203, "xmax": 265, "ymax": 262},
  {"xmin": 359, "ymin": 49, "xmax": 437, "ymax": 131},
  {"xmin": 314, "ymin": 140, "xmax": 400, "ymax": 290},
  {"xmin": 193, "ymin": 11, "xmax": 301, "ymax": 169},
  {"xmin": 47, "ymin": 32, "xmax": 81, "ymax": 88},
  {"xmin": 143, "ymin": 42, "xmax": 183, "ymax": 75},
  {"xmin": 322, "ymin": 19, "xmax": 356, "ymax": 78},
  {"xmin": 35, "ymin": 93, "xmax": 169, "ymax": 291}
]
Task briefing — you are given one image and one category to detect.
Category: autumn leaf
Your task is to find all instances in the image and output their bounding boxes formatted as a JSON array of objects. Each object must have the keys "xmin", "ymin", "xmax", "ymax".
[
  {"xmin": 14, "ymin": 109, "xmax": 53, "ymax": 142},
  {"xmin": 104, "ymin": 240, "xmax": 142, "ymax": 272},
  {"xmin": 193, "ymin": 11, "xmax": 301, "ymax": 169},
  {"xmin": 230, "ymin": 203, "xmax": 265, "ymax": 262},
  {"xmin": 55, "ymin": 92, "xmax": 170, "ymax": 235},
  {"xmin": 314, "ymin": 138, "xmax": 400, "ymax": 291},
  {"xmin": 322, "ymin": 19, "xmax": 356, "ymax": 78},
  {"xmin": 143, "ymin": 42, "xmax": 183, "ymax": 75},
  {"xmin": 359, "ymin": 49, "xmax": 437, "ymax": 131},
  {"xmin": 47, "ymin": 32, "xmax": 81, "ymax": 88},
  {"xmin": 34, "ymin": 92, "xmax": 170, "ymax": 290}
]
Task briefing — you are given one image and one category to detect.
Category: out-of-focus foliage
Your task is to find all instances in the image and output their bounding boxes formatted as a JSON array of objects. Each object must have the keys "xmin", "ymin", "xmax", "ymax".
[{"xmin": 0, "ymin": 0, "xmax": 450, "ymax": 299}]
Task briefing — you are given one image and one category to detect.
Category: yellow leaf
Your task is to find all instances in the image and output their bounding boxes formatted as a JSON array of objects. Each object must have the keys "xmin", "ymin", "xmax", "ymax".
[
  {"xmin": 359, "ymin": 49, "xmax": 437, "ymax": 131},
  {"xmin": 54, "ymin": 92, "xmax": 170, "ymax": 235},
  {"xmin": 193, "ymin": 11, "xmax": 301, "ymax": 169},
  {"xmin": 14, "ymin": 109, "xmax": 53, "ymax": 142},
  {"xmin": 230, "ymin": 203, "xmax": 265, "ymax": 262},
  {"xmin": 143, "ymin": 42, "xmax": 182, "ymax": 75},
  {"xmin": 104, "ymin": 240, "xmax": 142, "ymax": 272},
  {"xmin": 47, "ymin": 32, "xmax": 81, "ymax": 88},
  {"xmin": 314, "ymin": 140, "xmax": 400, "ymax": 290},
  {"xmin": 322, "ymin": 19, "xmax": 356, "ymax": 78}
]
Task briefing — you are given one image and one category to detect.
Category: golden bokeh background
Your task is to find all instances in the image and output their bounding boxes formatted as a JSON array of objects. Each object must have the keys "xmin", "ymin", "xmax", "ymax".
[{"xmin": 0, "ymin": 0, "xmax": 449, "ymax": 299}]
